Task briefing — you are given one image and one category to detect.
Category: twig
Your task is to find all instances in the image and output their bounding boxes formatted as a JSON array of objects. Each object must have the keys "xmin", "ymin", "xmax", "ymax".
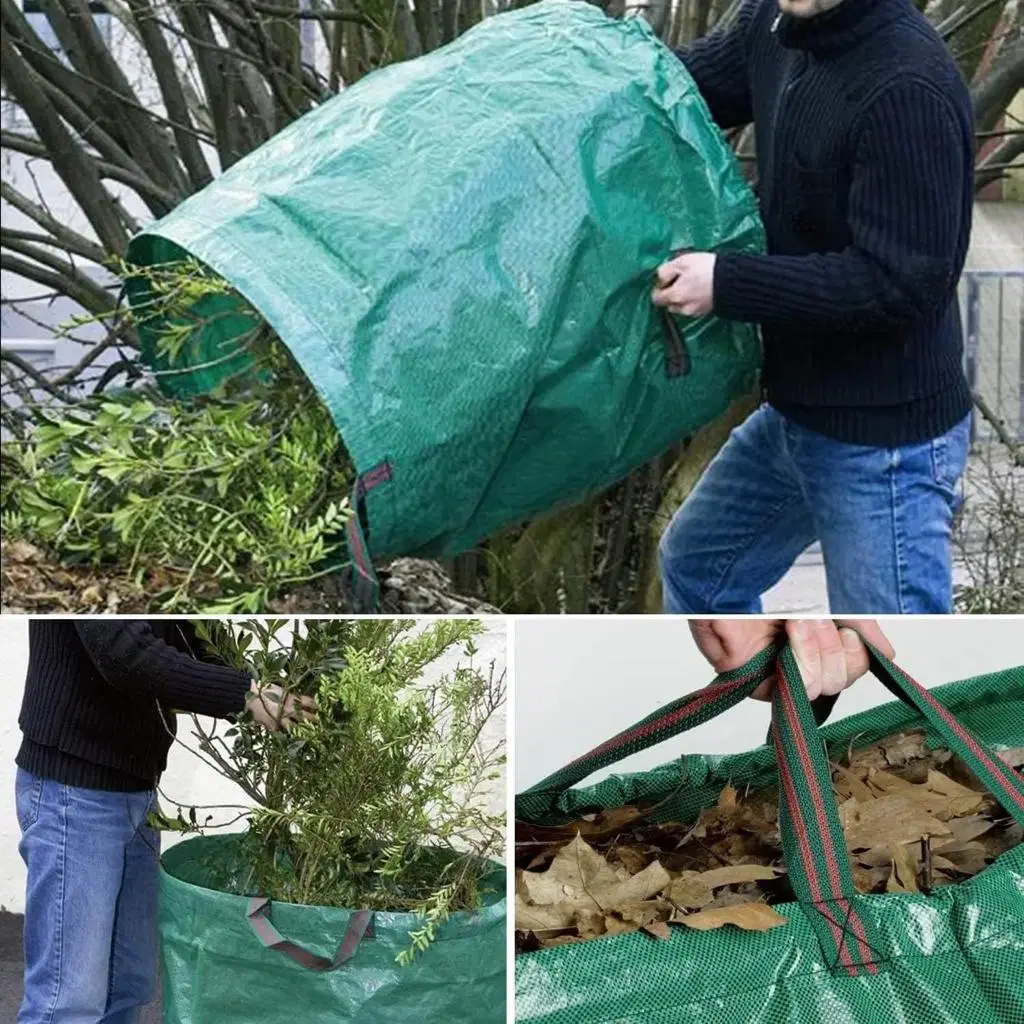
[{"xmin": 972, "ymin": 391, "xmax": 1024, "ymax": 466}]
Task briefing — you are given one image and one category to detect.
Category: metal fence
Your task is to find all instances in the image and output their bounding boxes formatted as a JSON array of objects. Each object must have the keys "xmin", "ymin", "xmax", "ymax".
[{"xmin": 962, "ymin": 269, "xmax": 1024, "ymax": 443}]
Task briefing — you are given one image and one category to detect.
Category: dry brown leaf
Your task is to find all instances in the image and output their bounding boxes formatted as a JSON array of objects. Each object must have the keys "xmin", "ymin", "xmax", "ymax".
[
  {"xmin": 697, "ymin": 864, "xmax": 781, "ymax": 888},
  {"xmin": 925, "ymin": 770, "xmax": 987, "ymax": 817},
  {"xmin": 612, "ymin": 845, "xmax": 651, "ymax": 875},
  {"xmin": 678, "ymin": 902, "xmax": 789, "ymax": 932},
  {"xmin": 577, "ymin": 805, "xmax": 647, "ymax": 838},
  {"xmin": 575, "ymin": 908, "xmax": 606, "ymax": 939},
  {"xmin": 853, "ymin": 864, "xmax": 892, "ymax": 892},
  {"xmin": 517, "ymin": 734, "xmax": 1008, "ymax": 954},
  {"xmin": 617, "ymin": 900, "xmax": 669, "ymax": 927},
  {"xmin": 667, "ymin": 874, "xmax": 715, "ymax": 909},
  {"xmin": 880, "ymin": 732, "xmax": 929, "ymax": 766},
  {"xmin": 515, "ymin": 895, "xmax": 575, "ymax": 931},
  {"xmin": 644, "ymin": 921, "xmax": 672, "ymax": 940},
  {"xmin": 604, "ymin": 916, "xmax": 636, "ymax": 937},
  {"xmin": 937, "ymin": 815, "xmax": 997, "ymax": 847},
  {"xmin": 717, "ymin": 784, "xmax": 739, "ymax": 810},
  {"xmin": 599, "ymin": 861, "xmax": 673, "ymax": 908},
  {"xmin": 833, "ymin": 764, "xmax": 876, "ymax": 803},
  {"xmin": 934, "ymin": 842, "xmax": 989, "ymax": 875},
  {"xmin": 842, "ymin": 793, "xmax": 951, "ymax": 851},
  {"xmin": 855, "ymin": 844, "xmax": 899, "ymax": 869},
  {"xmin": 520, "ymin": 834, "xmax": 621, "ymax": 905},
  {"xmin": 887, "ymin": 843, "xmax": 919, "ymax": 893}
]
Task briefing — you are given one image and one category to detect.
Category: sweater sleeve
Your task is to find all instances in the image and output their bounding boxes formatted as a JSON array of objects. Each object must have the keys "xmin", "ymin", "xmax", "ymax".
[
  {"xmin": 712, "ymin": 80, "xmax": 971, "ymax": 332},
  {"xmin": 675, "ymin": 2, "xmax": 756, "ymax": 130},
  {"xmin": 74, "ymin": 620, "xmax": 252, "ymax": 719}
]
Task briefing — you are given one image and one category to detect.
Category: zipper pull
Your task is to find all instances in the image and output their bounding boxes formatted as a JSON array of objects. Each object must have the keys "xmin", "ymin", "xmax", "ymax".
[{"xmin": 771, "ymin": 11, "xmax": 782, "ymax": 31}]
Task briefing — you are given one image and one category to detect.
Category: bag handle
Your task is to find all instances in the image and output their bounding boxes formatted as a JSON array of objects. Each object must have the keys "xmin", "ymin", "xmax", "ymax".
[
  {"xmin": 660, "ymin": 308, "xmax": 691, "ymax": 378},
  {"xmin": 247, "ymin": 897, "xmax": 374, "ymax": 972},
  {"xmin": 517, "ymin": 643, "xmax": 780, "ymax": 817},
  {"xmin": 856, "ymin": 637, "xmax": 1024, "ymax": 824}
]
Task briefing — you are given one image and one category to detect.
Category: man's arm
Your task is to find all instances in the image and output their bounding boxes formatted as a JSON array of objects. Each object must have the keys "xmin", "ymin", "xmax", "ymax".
[
  {"xmin": 676, "ymin": 2, "xmax": 757, "ymax": 130},
  {"xmin": 711, "ymin": 80, "xmax": 972, "ymax": 331},
  {"xmin": 74, "ymin": 620, "xmax": 252, "ymax": 719}
]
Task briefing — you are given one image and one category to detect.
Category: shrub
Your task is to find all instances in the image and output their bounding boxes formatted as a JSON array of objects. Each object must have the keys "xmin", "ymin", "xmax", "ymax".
[{"xmin": 168, "ymin": 618, "xmax": 506, "ymax": 961}]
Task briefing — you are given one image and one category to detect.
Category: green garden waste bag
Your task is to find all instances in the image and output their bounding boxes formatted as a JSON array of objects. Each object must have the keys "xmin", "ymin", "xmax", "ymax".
[
  {"xmin": 125, "ymin": 0, "xmax": 763, "ymax": 603},
  {"xmin": 515, "ymin": 641, "xmax": 1024, "ymax": 1024},
  {"xmin": 158, "ymin": 834, "xmax": 506, "ymax": 1023}
]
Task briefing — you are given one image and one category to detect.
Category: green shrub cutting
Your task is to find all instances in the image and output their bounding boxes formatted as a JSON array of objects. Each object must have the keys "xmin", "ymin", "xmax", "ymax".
[{"xmin": 1, "ymin": 263, "xmax": 353, "ymax": 612}]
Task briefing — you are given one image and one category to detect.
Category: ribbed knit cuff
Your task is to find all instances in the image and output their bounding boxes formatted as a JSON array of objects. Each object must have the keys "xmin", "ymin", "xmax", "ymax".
[{"xmin": 712, "ymin": 250, "xmax": 776, "ymax": 325}]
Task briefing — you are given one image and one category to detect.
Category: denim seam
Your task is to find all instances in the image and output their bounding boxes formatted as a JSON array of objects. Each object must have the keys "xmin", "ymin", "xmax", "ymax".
[
  {"xmin": 42, "ymin": 785, "xmax": 69, "ymax": 1024},
  {"xmin": 888, "ymin": 452, "xmax": 909, "ymax": 615},
  {"xmin": 704, "ymin": 493, "xmax": 807, "ymax": 608}
]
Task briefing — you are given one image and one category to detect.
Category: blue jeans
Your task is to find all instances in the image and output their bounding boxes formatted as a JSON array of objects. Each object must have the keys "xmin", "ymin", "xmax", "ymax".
[
  {"xmin": 17, "ymin": 769, "xmax": 160, "ymax": 1024},
  {"xmin": 659, "ymin": 405, "xmax": 971, "ymax": 614}
]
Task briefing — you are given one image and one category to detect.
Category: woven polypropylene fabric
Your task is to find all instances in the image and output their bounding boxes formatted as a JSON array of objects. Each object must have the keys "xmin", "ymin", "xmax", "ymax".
[
  {"xmin": 160, "ymin": 835, "xmax": 506, "ymax": 1023},
  {"xmin": 515, "ymin": 665, "xmax": 1024, "ymax": 1024},
  {"xmin": 125, "ymin": 1, "xmax": 763, "ymax": 563}
]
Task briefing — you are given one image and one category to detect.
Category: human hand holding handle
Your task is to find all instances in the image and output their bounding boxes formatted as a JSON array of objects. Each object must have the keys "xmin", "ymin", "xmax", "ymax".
[{"xmin": 690, "ymin": 618, "xmax": 896, "ymax": 701}]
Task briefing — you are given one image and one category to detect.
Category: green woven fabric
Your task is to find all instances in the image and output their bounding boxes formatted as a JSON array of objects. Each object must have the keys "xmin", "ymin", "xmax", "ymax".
[
  {"xmin": 124, "ymin": 0, "xmax": 763, "ymax": 569},
  {"xmin": 159, "ymin": 835, "xmax": 506, "ymax": 1023},
  {"xmin": 515, "ymin": 653, "xmax": 1024, "ymax": 1023}
]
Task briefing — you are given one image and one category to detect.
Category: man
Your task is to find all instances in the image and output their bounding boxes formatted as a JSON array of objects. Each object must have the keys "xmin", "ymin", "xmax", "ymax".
[
  {"xmin": 16, "ymin": 619, "xmax": 313, "ymax": 1024},
  {"xmin": 654, "ymin": 0, "xmax": 974, "ymax": 613}
]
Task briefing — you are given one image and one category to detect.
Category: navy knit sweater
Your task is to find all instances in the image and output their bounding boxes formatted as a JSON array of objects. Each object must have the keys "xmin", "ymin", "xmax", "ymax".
[
  {"xmin": 680, "ymin": 0, "xmax": 974, "ymax": 446},
  {"xmin": 18, "ymin": 620, "xmax": 251, "ymax": 791}
]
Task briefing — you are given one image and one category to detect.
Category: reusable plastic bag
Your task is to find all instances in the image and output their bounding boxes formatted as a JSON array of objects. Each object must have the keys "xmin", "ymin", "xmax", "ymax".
[
  {"xmin": 125, "ymin": 0, "xmax": 764, "ymax": 604},
  {"xmin": 159, "ymin": 834, "xmax": 506, "ymax": 1023},
  {"xmin": 515, "ymin": 641, "xmax": 1024, "ymax": 1024}
]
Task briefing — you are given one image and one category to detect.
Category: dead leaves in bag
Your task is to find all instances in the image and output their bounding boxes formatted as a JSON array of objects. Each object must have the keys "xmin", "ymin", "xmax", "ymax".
[{"xmin": 516, "ymin": 732, "xmax": 1023, "ymax": 952}]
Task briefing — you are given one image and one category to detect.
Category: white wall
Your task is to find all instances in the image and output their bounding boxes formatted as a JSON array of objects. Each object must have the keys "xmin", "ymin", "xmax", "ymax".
[
  {"xmin": 0, "ymin": 617, "xmax": 506, "ymax": 914},
  {"xmin": 514, "ymin": 617, "xmax": 1024, "ymax": 790}
]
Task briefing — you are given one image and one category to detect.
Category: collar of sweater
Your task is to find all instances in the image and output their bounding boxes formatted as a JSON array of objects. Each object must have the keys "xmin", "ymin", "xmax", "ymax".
[{"xmin": 773, "ymin": 0, "xmax": 906, "ymax": 57}]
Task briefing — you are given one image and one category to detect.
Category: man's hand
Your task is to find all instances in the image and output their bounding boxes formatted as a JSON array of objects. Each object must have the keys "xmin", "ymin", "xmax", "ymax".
[
  {"xmin": 246, "ymin": 683, "xmax": 316, "ymax": 732},
  {"xmin": 690, "ymin": 619, "xmax": 895, "ymax": 701},
  {"xmin": 651, "ymin": 252, "xmax": 717, "ymax": 317}
]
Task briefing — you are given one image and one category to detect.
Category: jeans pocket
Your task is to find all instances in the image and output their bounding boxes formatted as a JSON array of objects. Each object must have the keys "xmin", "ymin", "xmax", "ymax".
[
  {"xmin": 931, "ymin": 416, "xmax": 971, "ymax": 493},
  {"xmin": 15, "ymin": 771, "xmax": 44, "ymax": 833}
]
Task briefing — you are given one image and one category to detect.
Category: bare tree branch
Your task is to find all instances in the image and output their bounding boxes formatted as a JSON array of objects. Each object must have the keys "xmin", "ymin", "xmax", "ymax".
[
  {"xmin": 973, "ymin": 391, "xmax": 1024, "ymax": 465},
  {"xmin": 0, "ymin": 347, "xmax": 74, "ymax": 401},
  {"xmin": 972, "ymin": 34, "xmax": 1024, "ymax": 130},
  {"xmin": 0, "ymin": 30, "xmax": 129, "ymax": 253},
  {"xmin": 37, "ymin": 0, "xmax": 188, "ymax": 193},
  {"xmin": 126, "ymin": 0, "xmax": 215, "ymax": 191},
  {"xmin": 0, "ymin": 179, "xmax": 108, "ymax": 263},
  {"xmin": 169, "ymin": 0, "xmax": 248, "ymax": 168},
  {"xmin": 1, "ymin": 253, "xmax": 116, "ymax": 317}
]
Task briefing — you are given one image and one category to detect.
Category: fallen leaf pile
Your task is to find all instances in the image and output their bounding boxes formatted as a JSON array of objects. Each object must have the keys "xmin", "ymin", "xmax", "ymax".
[
  {"xmin": 515, "ymin": 732, "xmax": 1024, "ymax": 953},
  {"xmin": 0, "ymin": 539, "xmax": 498, "ymax": 615}
]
